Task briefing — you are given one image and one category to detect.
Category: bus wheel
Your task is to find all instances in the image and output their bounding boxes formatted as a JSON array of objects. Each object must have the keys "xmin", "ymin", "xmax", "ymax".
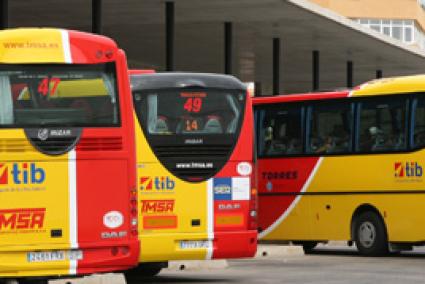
[
  {"xmin": 125, "ymin": 262, "xmax": 166, "ymax": 281},
  {"xmin": 18, "ymin": 279, "xmax": 48, "ymax": 284},
  {"xmin": 354, "ymin": 211, "xmax": 388, "ymax": 256},
  {"xmin": 302, "ymin": 242, "xmax": 318, "ymax": 254}
]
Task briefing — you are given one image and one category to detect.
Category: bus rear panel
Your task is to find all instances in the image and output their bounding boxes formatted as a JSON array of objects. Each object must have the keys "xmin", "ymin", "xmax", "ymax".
[
  {"xmin": 0, "ymin": 28, "xmax": 138, "ymax": 278},
  {"xmin": 131, "ymin": 73, "xmax": 257, "ymax": 264}
]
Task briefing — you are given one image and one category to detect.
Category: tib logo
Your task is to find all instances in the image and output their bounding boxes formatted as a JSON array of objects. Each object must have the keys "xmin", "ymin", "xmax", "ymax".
[
  {"xmin": 0, "ymin": 163, "xmax": 46, "ymax": 185},
  {"xmin": 140, "ymin": 176, "xmax": 175, "ymax": 191},
  {"xmin": 394, "ymin": 162, "xmax": 423, "ymax": 178}
]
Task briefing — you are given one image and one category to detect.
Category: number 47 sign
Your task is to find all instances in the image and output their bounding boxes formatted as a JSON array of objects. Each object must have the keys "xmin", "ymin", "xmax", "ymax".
[{"xmin": 38, "ymin": 77, "xmax": 61, "ymax": 97}]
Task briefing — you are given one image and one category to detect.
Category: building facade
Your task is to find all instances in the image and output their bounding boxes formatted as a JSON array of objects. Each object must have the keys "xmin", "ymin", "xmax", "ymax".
[{"xmin": 310, "ymin": 0, "xmax": 425, "ymax": 49}]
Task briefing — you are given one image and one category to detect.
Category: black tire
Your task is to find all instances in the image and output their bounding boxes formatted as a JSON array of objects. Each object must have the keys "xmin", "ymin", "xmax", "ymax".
[
  {"xmin": 125, "ymin": 263, "xmax": 164, "ymax": 282},
  {"xmin": 302, "ymin": 241, "xmax": 318, "ymax": 254},
  {"xmin": 0, "ymin": 280, "xmax": 18, "ymax": 284},
  {"xmin": 18, "ymin": 279, "xmax": 48, "ymax": 284},
  {"xmin": 353, "ymin": 211, "xmax": 388, "ymax": 256}
]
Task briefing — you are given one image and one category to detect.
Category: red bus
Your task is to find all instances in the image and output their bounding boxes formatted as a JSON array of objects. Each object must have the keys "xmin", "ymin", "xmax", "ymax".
[
  {"xmin": 127, "ymin": 72, "xmax": 257, "ymax": 277},
  {"xmin": 0, "ymin": 28, "xmax": 138, "ymax": 281}
]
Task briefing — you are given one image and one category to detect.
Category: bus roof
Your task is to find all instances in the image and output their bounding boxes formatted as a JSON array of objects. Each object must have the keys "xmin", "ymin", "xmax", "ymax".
[
  {"xmin": 130, "ymin": 72, "xmax": 247, "ymax": 91},
  {"xmin": 252, "ymin": 91, "xmax": 349, "ymax": 105},
  {"xmin": 129, "ymin": 69, "xmax": 156, "ymax": 75},
  {"xmin": 351, "ymin": 74, "xmax": 425, "ymax": 96},
  {"xmin": 253, "ymin": 73, "xmax": 425, "ymax": 105}
]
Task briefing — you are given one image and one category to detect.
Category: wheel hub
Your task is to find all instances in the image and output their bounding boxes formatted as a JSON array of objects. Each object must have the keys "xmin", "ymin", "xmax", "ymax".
[{"xmin": 359, "ymin": 221, "xmax": 376, "ymax": 248}]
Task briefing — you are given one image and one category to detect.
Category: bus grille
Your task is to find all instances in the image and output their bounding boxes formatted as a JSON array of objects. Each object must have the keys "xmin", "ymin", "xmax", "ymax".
[
  {"xmin": 153, "ymin": 145, "xmax": 230, "ymax": 158},
  {"xmin": 77, "ymin": 137, "xmax": 123, "ymax": 151},
  {"xmin": 32, "ymin": 137, "xmax": 77, "ymax": 154},
  {"xmin": 153, "ymin": 144, "xmax": 231, "ymax": 180},
  {"xmin": 0, "ymin": 139, "xmax": 33, "ymax": 152},
  {"xmin": 172, "ymin": 168, "xmax": 218, "ymax": 180}
]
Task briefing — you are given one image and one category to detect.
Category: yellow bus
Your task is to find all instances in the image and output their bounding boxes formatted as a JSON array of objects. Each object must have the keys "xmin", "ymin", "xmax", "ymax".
[
  {"xmin": 0, "ymin": 28, "xmax": 139, "ymax": 282},
  {"xmin": 254, "ymin": 75, "xmax": 425, "ymax": 256},
  {"xmin": 126, "ymin": 72, "xmax": 257, "ymax": 277}
]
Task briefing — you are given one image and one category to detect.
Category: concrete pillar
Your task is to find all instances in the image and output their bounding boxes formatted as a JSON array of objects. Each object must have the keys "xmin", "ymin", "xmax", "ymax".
[
  {"xmin": 0, "ymin": 0, "xmax": 8, "ymax": 30},
  {"xmin": 224, "ymin": 22, "xmax": 233, "ymax": 75},
  {"xmin": 273, "ymin": 38, "xmax": 281, "ymax": 95},
  {"xmin": 92, "ymin": 0, "xmax": 102, "ymax": 34},
  {"xmin": 165, "ymin": 1, "xmax": 175, "ymax": 71},
  {"xmin": 312, "ymin": 50, "xmax": 320, "ymax": 91},
  {"xmin": 346, "ymin": 61, "xmax": 353, "ymax": 88}
]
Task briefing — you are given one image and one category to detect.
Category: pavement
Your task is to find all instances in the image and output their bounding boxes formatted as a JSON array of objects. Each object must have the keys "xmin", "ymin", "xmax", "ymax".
[
  {"xmin": 49, "ymin": 245, "xmax": 303, "ymax": 284},
  {"xmin": 48, "ymin": 243, "xmax": 425, "ymax": 284}
]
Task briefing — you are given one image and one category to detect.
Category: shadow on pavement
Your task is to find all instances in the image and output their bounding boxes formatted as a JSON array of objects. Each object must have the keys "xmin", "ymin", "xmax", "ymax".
[
  {"xmin": 309, "ymin": 247, "xmax": 425, "ymax": 258},
  {"xmin": 126, "ymin": 275, "xmax": 235, "ymax": 284}
]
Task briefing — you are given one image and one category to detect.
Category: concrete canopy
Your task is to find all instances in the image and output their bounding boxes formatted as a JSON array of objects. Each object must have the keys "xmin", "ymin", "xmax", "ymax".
[{"xmin": 8, "ymin": 0, "xmax": 425, "ymax": 94}]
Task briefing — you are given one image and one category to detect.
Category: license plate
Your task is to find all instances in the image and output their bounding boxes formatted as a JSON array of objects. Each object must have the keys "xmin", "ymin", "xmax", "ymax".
[
  {"xmin": 27, "ymin": 251, "xmax": 65, "ymax": 263},
  {"xmin": 27, "ymin": 250, "xmax": 83, "ymax": 263},
  {"xmin": 179, "ymin": 240, "xmax": 211, "ymax": 249}
]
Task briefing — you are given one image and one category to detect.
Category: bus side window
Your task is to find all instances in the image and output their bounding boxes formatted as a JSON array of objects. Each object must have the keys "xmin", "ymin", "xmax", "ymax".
[
  {"xmin": 307, "ymin": 102, "xmax": 352, "ymax": 154},
  {"xmin": 414, "ymin": 97, "xmax": 425, "ymax": 148},
  {"xmin": 259, "ymin": 105, "xmax": 302, "ymax": 156},
  {"xmin": 0, "ymin": 76, "xmax": 14, "ymax": 125},
  {"xmin": 358, "ymin": 98, "xmax": 407, "ymax": 152}
]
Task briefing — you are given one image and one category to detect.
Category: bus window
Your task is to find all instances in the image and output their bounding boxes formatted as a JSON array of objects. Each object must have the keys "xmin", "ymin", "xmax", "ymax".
[
  {"xmin": 358, "ymin": 98, "xmax": 407, "ymax": 152},
  {"xmin": 413, "ymin": 96, "xmax": 425, "ymax": 148},
  {"xmin": 136, "ymin": 89, "xmax": 242, "ymax": 136},
  {"xmin": 307, "ymin": 102, "xmax": 352, "ymax": 154},
  {"xmin": 1, "ymin": 64, "xmax": 118, "ymax": 127},
  {"xmin": 258, "ymin": 105, "xmax": 303, "ymax": 156}
]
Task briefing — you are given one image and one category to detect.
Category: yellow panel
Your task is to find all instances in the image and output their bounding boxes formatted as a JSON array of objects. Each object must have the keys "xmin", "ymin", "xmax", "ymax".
[
  {"xmin": 352, "ymin": 74, "xmax": 425, "ymax": 97},
  {"xmin": 134, "ymin": 118, "xmax": 210, "ymax": 262},
  {"xmin": 18, "ymin": 79, "xmax": 109, "ymax": 100},
  {"xmin": 216, "ymin": 215, "xmax": 243, "ymax": 226},
  {"xmin": 0, "ymin": 129, "xmax": 71, "ymax": 276},
  {"xmin": 264, "ymin": 150, "xmax": 425, "ymax": 243},
  {"xmin": 0, "ymin": 28, "xmax": 66, "ymax": 63}
]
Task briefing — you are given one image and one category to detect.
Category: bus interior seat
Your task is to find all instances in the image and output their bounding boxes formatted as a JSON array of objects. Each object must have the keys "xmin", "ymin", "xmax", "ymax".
[
  {"xmin": 287, "ymin": 138, "xmax": 302, "ymax": 154},
  {"xmin": 204, "ymin": 115, "xmax": 223, "ymax": 133},
  {"xmin": 70, "ymin": 99, "xmax": 93, "ymax": 121},
  {"xmin": 155, "ymin": 115, "xmax": 169, "ymax": 133}
]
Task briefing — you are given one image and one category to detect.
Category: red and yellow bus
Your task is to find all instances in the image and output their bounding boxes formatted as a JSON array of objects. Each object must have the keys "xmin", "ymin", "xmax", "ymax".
[
  {"xmin": 0, "ymin": 28, "xmax": 138, "ymax": 281},
  {"xmin": 127, "ymin": 72, "xmax": 257, "ymax": 277},
  {"xmin": 254, "ymin": 75, "xmax": 425, "ymax": 256}
]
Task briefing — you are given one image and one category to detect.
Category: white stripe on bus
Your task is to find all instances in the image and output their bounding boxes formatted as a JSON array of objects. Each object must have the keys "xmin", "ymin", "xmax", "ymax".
[
  {"xmin": 60, "ymin": 30, "xmax": 72, "ymax": 64},
  {"xmin": 206, "ymin": 179, "xmax": 214, "ymax": 260},
  {"xmin": 68, "ymin": 149, "xmax": 78, "ymax": 274}
]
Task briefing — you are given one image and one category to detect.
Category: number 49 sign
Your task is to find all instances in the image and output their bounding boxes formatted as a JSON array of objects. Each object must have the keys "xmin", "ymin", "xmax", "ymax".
[{"xmin": 183, "ymin": 97, "xmax": 203, "ymax": 113}]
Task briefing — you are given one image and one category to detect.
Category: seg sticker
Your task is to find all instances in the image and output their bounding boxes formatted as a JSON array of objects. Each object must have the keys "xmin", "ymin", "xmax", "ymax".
[
  {"xmin": 103, "ymin": 211, "xmax": 124, "ymax": 229},
  {"xmin": 213, "ymin": 178, "xmax": 232, "ymax": 200}
]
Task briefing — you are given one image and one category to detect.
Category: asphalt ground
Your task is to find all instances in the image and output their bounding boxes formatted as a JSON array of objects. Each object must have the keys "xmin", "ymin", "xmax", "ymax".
[{"xmin": 52, "ymin": 244, "xmax": 425, "ymax": 284}]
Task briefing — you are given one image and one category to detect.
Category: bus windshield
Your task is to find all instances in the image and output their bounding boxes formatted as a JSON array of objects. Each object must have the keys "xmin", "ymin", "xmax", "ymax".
[
  {"xmin": 0, "ymin": 63, "xmax": 119, "ymax": 127},
  {"xmin": 134, "ymin": 88, "xmax": 245, "ymax": 136}
]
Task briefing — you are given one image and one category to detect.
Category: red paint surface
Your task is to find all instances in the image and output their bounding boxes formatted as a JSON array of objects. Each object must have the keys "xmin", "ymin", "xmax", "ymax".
[
  {"xmin": 257, "ymin": 157, "xmax": 319, "ymax": 232},
  {"xmin": 212, "ymin": 93, "xmax": 257, "ymax": 258},
  {"xmin": 66, "ymin": 31, "xmax": 139, "ymax": 273}
]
